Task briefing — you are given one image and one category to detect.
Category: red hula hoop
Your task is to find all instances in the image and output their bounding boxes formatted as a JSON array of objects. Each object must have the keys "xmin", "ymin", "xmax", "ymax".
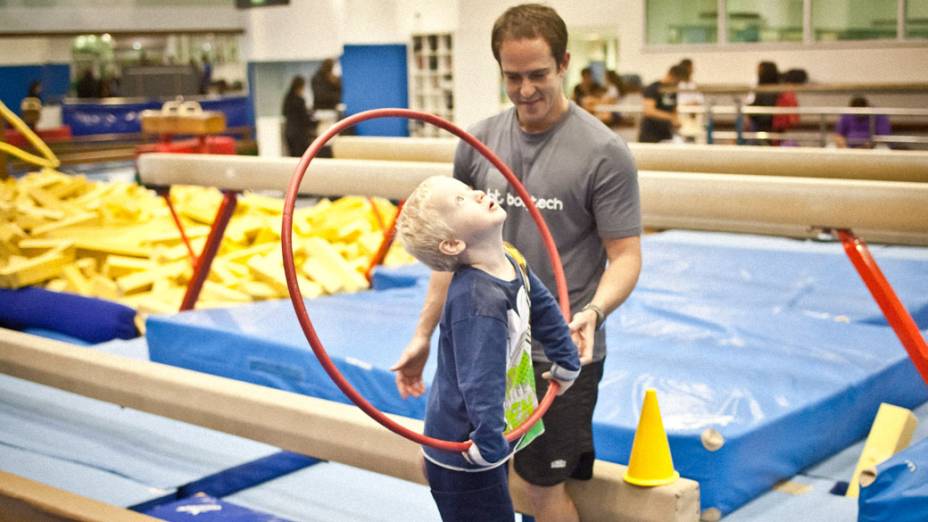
[{"xmin": 281, "ymin": 108, "xmax": 570, "ymax": 453}]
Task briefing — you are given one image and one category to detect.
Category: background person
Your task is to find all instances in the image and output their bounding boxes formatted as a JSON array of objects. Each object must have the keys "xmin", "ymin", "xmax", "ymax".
[
  {"xmin": 638, "ymin": 64, "xmax": 686, "ymax": 143},
  {"xmin": 391, "ymin": 4, "xmax": 642, "ymax": 521},
  {"xmin": 281, "ymin": 75, "xmax": 315, "ymax": 157},
  {"xmin": 747, "ymin": 60, "xmax": 781, "ymax": 142},
  {"xmin": 834, "ymin": 95, "xmax": 891, "ymax": 148}
]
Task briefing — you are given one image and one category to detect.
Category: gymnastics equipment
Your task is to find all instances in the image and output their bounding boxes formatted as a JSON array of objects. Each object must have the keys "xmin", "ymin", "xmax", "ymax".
[
  {"xmin": 846, "ymin": 403, "xmax": 917, "ymax": 498},
  {"xmin": 0, "ymin": 471, "xmax": 159, "ymax": 522},
  {"xmin": 281, "ymin": 108, "xmax": 567, "ymax": 453},
  {"xmin": 138, "ymin": 153, "xmax": 928, "ymax": 247},
  {"xmin": 0, "ymin": 328, "xmax": 701, "ymax": 521},
  {"xmin": 624, "ymin": 389, "xmax": 680, "ymax": 487},
  {"xmin": 330, "ymin": 136, "xmax": 928, "ymax": 183},
  {"xmin": 0, "ymin": 100, "xmax": 59, "ymax": 169},
  {"xmin": 138, "ymin": 153, "xmax": 928, "ymax": 385}
]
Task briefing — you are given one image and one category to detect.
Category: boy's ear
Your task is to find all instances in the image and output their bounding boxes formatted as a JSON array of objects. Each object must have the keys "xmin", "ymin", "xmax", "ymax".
[{"xmin": 439, "ymin": 238, "xmax": 466, "ymax": 256}]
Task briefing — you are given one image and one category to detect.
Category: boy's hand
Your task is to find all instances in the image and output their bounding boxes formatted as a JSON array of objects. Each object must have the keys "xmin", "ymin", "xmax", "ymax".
[
  {"xmin": 542, "ymin": 370, "xmax": 575, "ymax": 396},
  {"xmin": 568, "ymin": 310, "xmax": 597, "ymax": 365},
  {"xmin": 461, "ymin": 441, "xmax": 494, "ymax": 467},
  {"xmin": 390, "ymin": 336, "xmax": 430, "ymax": 399}
]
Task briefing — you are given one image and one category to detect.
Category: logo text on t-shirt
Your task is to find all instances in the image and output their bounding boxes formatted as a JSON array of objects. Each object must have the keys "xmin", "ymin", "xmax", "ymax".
[{"xmin": 486, "ymin": 187, "xmax": 564, "ymax": 212}]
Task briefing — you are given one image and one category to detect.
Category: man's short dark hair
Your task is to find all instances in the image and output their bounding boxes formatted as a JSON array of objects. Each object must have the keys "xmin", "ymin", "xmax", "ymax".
[{"xmin": 491, "ymin": 3, "xmax": 569, "ymax": 68}]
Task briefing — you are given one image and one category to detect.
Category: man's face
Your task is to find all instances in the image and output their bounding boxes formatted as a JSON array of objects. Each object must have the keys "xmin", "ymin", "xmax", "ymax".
[
  {"xmin": 499, "ymin": 37, "xmax": 568, "ymax": 133},
  {"xmin": 429, "ymin": 177, "xmax": 506, "ymax": 246}
]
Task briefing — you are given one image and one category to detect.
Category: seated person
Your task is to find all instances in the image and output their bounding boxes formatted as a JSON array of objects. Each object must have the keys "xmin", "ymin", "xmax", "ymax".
[
  {"xmin": 834, "ymin": 95, "xmax": 891, "ymax": 148},
  {"xmin": 393, "ymin": 176, "xmax": 581, "ymax": 522}
]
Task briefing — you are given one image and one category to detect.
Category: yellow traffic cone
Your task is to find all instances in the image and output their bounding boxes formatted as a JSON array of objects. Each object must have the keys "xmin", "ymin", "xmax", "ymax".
[{"xmin": 623, "ymin": 388, "xmax": 680, "ymax": 487}]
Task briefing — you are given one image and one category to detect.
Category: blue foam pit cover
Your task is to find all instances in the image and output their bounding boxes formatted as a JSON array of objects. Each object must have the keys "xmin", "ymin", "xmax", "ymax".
[{"xmin": 146, "ymin": 231, "xmax": 928, "ymax": 515}]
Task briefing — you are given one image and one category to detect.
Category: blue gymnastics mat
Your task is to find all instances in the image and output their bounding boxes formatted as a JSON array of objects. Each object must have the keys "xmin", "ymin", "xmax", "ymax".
[
  {"xmin": 147, "ymin": 230, "xmax": 928, "ymax": 516},
  {"xmin": 0, "ymin": 372, "xmax": 283, "ymax": 508}
]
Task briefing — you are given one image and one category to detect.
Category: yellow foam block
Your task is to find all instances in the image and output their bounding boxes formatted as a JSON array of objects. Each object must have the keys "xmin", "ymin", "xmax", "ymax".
[
  {"xmin": 47, "ymin": 175, "xmax": 89, "ymax": 199},
  {"xmin": 225, "ymin": 215, "xmax": 265, "ymax": 244},
  {"xmin": 75, "ymin": 257, "xmax": 97, "ymax": 277},
  {"xmin": 17, "ymin": 238, "xmax": 74, "ymax": 257},
  {"xmin": 31, "ymin": 211, "xmax": 98, "ymax": 236},
  {"xmin": 240, "ymin": 192, "xmax": 284, "ymax": 214},
  {"xmin": 201, "ymin": 281, "xmax": 252, "ymax": 303},
  {"xmin": 62, "ymin": 264, "xmax": 92, "ymax": 295},
  {"xmin": 247, "ymin": 255, "xmax": 322, "ymax": 298},
  {"xmin": 300, "ymin": 237, "xmax": 368, "ymax": 293},
  {"xmin": 16, "ymin": 203, "xmax": 66, "ymax": 221},
  {"xmin": 27, "ymin": 185, "xmax": 80, "ymax": 213},
  {"xmin": 236, "ymin": 280, "xmax": 282, "ymax": 300},
  {"xmin": 68, "ymin": 183, "xmax": 111, "ymax": 207},
  {"xmin": 252, "ymin": 224, "xmax": 280, "ymax": 245},
  {"xmin": 102, "ymin": 255, "xmax": 153, "ymax": 279},
  {"xmin": 301, "ymin": 258, "xmax": 344, "ymax": 294},
  {"xmin": 847, "ymin": 402, "xmax": 917, "ymax": 497},
  {"xmin": 219, "ymin": 242, "xmax": 277, "ymax": 265},
  {"xmin": 91, "ymin": 274, "xmax": 121, "ymax": 300},
  {"xmin": 0, "ymin": 223, "xmax": 27, "ymax": 257},
  {"xmin": 45, "ymin": 278, "xmax": 68, "ymax": 292},
  {"xmin": 208, "ymin": 259, "xmax": 240, "ymax": 287},
  {"xmin": 142, "ymin": 225, "xmax": 211, "ymax": 245},
  {"xmin": 116, "ymin": 270, "xmax": 159, "ymax": 294},
  {"xmin": 73, "ymin": 238, "xmax": 151, "ymax": 259},
  {"xmin": 0, "ymin": 245, "xmax": 75, "ymax": 288}
]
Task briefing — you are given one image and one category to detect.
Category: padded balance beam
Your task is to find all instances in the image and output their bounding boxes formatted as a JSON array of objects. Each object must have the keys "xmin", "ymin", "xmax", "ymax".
[
  {"xmin": 137, "ymin": 153, "xmax": 452, "ymax": 200},
  {"xmin": 330, "ymin": 137, "xmax": 928, "ymax": 183},
  {"xmin": 640, "ymin": 172, "xmax": 928, "ymax": 246},
  {"xmin": 0, "ymin": 328, "xmax": 700, "ymax": 521},
  {"xmin": 0, "ymin": 471, "xmax": 160, "ymax": 522},
  {"xmin": 137, "ymin": 154, "xmax": 928, "ymax": 245}
]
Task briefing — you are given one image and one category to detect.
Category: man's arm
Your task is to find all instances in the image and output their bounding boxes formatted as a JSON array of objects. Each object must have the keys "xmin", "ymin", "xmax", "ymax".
[
  {"xmin": 568, "ymin": 235, "xmax": 642, "ymax": 363},
  {"xmin": 642, "ymin": 98, "xmax": 679, "ymax": 127},
  {"xmin": 390, "ymin": 271, "xmax": 451, "ymax": 398}
]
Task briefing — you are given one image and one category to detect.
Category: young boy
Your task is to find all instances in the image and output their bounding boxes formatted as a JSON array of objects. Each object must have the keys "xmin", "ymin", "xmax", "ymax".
[{"xmin": 394, "ymin": 176, "xmax": 581, "ymax": 521}]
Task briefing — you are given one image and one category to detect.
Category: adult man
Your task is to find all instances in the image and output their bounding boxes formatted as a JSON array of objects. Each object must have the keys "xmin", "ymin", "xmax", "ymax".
[
  {"xmin": 391, "ymin": 4, "xmax": 641, "ymax": 521},
  {"xmin": 638, "ymin": 64, "xmax": 686, "ymax": 143}
]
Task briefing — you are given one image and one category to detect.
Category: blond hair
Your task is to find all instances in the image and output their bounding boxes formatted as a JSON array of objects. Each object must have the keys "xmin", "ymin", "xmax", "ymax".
[{"xmin": 396, "ymin": 176, "xmax": 461, "ymax": 272}]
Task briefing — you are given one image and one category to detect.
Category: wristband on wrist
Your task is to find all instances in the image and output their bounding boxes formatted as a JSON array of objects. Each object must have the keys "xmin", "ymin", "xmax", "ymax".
[{"xmin": 582, "ymin": 303, "xmax": 605, "ymax": 330}]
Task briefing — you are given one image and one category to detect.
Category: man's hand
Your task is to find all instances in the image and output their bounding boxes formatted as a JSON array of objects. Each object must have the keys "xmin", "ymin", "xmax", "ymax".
[
  {"xmin": 390, "ymin": 336, "xmax": 430, "ymax": 399},
  {"xmin": 568, "ymin": 309, "xmax": 597, "ymax": 366}
]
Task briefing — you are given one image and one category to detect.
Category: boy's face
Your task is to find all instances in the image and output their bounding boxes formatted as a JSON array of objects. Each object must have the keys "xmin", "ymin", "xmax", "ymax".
[
  {"xmin": 429, "ymin": 177, "xmax": 506, "ymax": 245},
  {"xmin": 499, "ymin": 37, "xmax": 569, "ymax": 133}
]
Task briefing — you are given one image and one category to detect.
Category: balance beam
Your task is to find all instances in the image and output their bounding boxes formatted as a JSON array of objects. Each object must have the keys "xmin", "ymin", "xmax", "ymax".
[
  {"xmin": 330, "ymin": 137, "xmax": 928, "ymax": 183},
  {"xmin": 137, "ymin": 153, "xmax": 451, "ymax": 200},
  {"xmin": 0, "ymin": 471, "xmax": 160, "ymax": 522},
  {"xmin": 137, "ymin": 154, "xmax": 928, "ymax": 245},
  {"xmin": 0, "ymin": 328, "xmax": 700, "ymax": 521}
]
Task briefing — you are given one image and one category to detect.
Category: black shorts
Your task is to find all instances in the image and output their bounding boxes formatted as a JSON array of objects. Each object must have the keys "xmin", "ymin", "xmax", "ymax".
[{"xmin": 514, "ymin": 359, "xmax": 605, "ymax": 487}]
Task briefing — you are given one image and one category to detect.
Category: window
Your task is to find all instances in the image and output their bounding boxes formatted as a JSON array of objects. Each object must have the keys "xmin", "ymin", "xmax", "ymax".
[
  {"xmin": 727, "ymin": 0, "xmax": 803, "ymax": 43},
  {"xmin": 907, "ymin": 0, "xmax": 928, "ymax": 39},
  {"xmin": 813, "ymin": 0, "xmax": 897, "ymax": 41},
  {"xmin": 646, "ymin": 0, "xmax": 718, "ymax": 45},
  {"xmin": 645, "ymin": 0, "xmax": 927, "ymax": 46}
]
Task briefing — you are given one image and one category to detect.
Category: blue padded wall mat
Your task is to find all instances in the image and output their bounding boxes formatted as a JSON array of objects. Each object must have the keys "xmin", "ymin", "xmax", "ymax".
[{"xmin": 146, "ymin": 230, "xmax": 928, "ymax": 516}]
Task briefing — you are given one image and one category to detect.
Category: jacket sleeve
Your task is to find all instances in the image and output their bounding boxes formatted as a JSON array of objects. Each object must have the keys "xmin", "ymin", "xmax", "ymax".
[
  {"xmin": 527, "ymin": 269, "xmax": 581, "ymax": 376},
  {"xmin": 450, "ymin": 314, "xmax": 510, "ymax": 464}
]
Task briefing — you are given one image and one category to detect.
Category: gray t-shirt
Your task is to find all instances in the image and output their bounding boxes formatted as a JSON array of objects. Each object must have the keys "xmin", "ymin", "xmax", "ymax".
[{"xmin": 454, "ymin": 102, "xmax": 641, "ymax": 362}]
